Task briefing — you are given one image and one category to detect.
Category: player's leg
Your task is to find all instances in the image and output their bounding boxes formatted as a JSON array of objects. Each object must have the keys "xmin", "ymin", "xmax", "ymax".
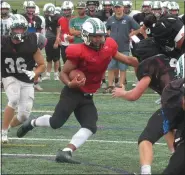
[
  {"xmin": 114, "ymin": 69, "xmax": 119, "ymax": 86},
  {"xmin": 10, "ymin": 82, "xmax": 34, "ymax": 128},
  {"xmin": 17, "ymin": 86, "xmax": 80, "ymax": 137},
  {"xmin": 42, "ymin": 39, "xmax": 53, "ymax": 80},
  {"xmin": 2, "ymin": 77, "xmax": 21, "ymax": 143},
  {"xmin": 162, "ymin": 143, "xmax": 185, "ymax": 174},
  {"xmin": 138, "ymin": 108, "xmax": 169, "ymax": 174},
  {"xmin": 53, "ymin": 48, "xmax": 60, "ymax": 81},
  {"xmin": 56, "ymin": 94, "xmax": 97, "ymax": 163}
]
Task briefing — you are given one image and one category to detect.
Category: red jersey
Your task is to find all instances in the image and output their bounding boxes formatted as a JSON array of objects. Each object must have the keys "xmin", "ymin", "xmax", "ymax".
[
  {"xmin": 58, "ymin": 16, "xmax": 74, "ymax": 43},
  {"xmin": 66, "ymin": 37, "xmax": 118, "ymax": 93}
]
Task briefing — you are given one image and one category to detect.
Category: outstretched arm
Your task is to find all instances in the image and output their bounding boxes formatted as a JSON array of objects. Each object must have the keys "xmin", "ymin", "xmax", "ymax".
[
  {"xmin": 112, "ymin": 76, "xmax": 151, "ymax": 101},
  {"xmin": 114, "ymin": 51, "xmax": 139, "ymax": 68}
]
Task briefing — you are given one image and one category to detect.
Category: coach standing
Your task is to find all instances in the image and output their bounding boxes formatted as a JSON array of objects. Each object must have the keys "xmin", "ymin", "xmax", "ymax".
[{"xmin": 105, "ymin": 1, "xmax": 140, "ymax": 90}]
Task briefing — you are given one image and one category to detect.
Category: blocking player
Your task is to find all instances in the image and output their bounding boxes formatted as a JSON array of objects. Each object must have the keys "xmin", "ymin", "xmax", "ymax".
[
  {"xmin": 17, "ymin": 18, "xmax": 138, "ymax": 164},
  {"xmin": 1, "ymin": 14, "xmax": 46, "ymax": 143},
  {"xmin": 112, "ymin": 16, "xmax": 184, "ymax": 174}
]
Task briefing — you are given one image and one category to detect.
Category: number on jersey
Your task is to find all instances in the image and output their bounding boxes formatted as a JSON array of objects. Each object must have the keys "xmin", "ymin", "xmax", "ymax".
[{"xmin": 5, "ymin": 57, "xmax": 27, "ymax": 73}]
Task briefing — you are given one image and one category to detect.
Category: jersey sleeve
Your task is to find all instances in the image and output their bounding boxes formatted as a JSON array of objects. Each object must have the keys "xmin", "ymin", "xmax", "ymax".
[
  {"xmin": 106, "ymin": 37, "xmax": 118, "ymax": 57},
  {"xmin": 137, "ymin": 59, "xmax": 156, "ymax": 80},
  {"xmin": 65, "ymin": 44, "xmax": 82, "ymax": 65},
  {"xmin": 129, "ymin": 16, "xmax": 140, "ymax": 30}
]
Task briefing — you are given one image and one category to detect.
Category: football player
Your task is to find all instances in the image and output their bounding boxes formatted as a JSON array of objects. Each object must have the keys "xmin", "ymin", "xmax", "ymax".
[
  {"xmin": 161, "ymin": 78, "xmax": 185, "ymax": 174},
  {"xmin": 59, "ymin": 1, "xmax": 74, "ymax": 64},
  {"xmin": 1, "ymin": 14, "xmax": 46, "ymax": 143},
  {"xmin": 41, "ymin": 3, "xmax": 62, "ymax": 81},
  {"xmin": 17, "ymin": 18, "xmax": 138, "ymax": 164},
  {"xmin": 86, "ymin": 0, "xmax": 99, "ymax": 17},
  {"xmin": 112, "ymin": 16, "xmax": 184, "ymax": 174},
  {"xmin": 1, "ymin": 1, "xmax": 12, "ymax": 35}
]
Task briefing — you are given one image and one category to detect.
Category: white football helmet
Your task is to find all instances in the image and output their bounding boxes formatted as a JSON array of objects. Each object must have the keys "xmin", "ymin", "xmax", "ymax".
[
  {"xmin": 81, "ymin": 18, "xmax": 107, "ymax": 50},
  {"xmin": 141, "ymin": 1, "xmax": 152, "ymax": 13},
  {"xmin": 35, "ymin": 5, "xmax": 40, "ymax": 15},
  {"xmin": 1, "ymin": 2, "xmax": 11, "ymax": 17},
  {"xmin": 55, "ymin": 7, "xmax": 61, "ymax": 14},
  {"xmin": 167, "ymin": 1, "xmax": 179, "ymax": 16},
  {"xmin": 61, "ymin": 1, "xmax": 74, "ymax": 16},
  {"xmin": 122, "ymin": 1, "xmax": 132, "ymax": 14},
  {"xmin": 9, "ymin": 14, "xmax": 28, "ymax": 42},
  {"xmin": 43, "ymin": 3, "xmax": 55, "ymax": 17},
  {"xmin": 151, "ymin": 1, "xmax": 163, "ymax": 19}
]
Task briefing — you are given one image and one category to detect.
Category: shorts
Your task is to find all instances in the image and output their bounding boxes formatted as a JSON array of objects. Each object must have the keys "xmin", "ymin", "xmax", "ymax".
[
  {"xmin": 107, "ymin": 51, "xmax": 130, "ymax": 71},
  {"xmin": 45, "ymin": 38, "xmax": 60, "ymax": 62}
]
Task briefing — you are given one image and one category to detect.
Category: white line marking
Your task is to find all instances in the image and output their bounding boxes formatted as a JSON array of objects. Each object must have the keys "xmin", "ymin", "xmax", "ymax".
[
  {"xmin": 9, "ymin": 137, "xmax": 166, "ymax": 146},
  {"xmin": 2, "ymin": 153, "xmax": 55, "ymax": 157}
]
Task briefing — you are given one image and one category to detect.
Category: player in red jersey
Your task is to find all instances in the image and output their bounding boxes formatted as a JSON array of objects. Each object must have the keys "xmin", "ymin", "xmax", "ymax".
[{"xmin": 17, "ymin": 18, "xmax": 138, "ymax": 164}]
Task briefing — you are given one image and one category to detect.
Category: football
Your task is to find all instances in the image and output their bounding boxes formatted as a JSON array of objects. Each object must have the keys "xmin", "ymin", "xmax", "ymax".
[{"xmin": 69, "ymin": 69, "xmax": 86, "ymax": 81}]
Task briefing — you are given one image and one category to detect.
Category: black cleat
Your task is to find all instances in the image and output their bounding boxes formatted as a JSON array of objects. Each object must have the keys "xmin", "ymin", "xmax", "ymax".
[
  {"xmin": 55, "ymin": 150, "xmax": 81, "ymax": 164},
  {"xmin": 17, "ymin": 119, "xmax": 34, "ymax": 138}
]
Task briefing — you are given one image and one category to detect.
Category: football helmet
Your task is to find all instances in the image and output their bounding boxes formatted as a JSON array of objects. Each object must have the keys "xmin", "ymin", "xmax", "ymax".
[
  {"xmin": 167, "ymin": 1, "xmax": 179, "ymax": 16},
  {"xmin": 61, "ymin": 1, "xmax": 74, "ymax": 16},
  {"xmin": 151, "ymin": 1, "xmax": 163, "ymax": 19},
  {"xmin": 81, "ymin": 18, "xmax": 107, "ymax": 50},
  {"xmin": 122, "ymin": 1, "xmax": 132, "ymax": 14},
  {"xmin": 25, "ymin": 1, "xmax": 36, "ymax": 15},
  {"xmin": 9, "ymin": 14, "xmax": 28, "ymax": 42},
  {"xmin": 43, "ymin": 3, "xmax": 55, "ymax": 17},
  {"xmin": 141, "ymin": 1, "xmax": 152, "ymax": 13},
  {"xmin": 1, "ymin": 2, "xmax": 11, "ymax": 17}
]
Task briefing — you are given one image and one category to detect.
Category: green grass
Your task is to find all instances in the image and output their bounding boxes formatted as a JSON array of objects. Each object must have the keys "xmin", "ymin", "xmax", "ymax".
[
  {"xmin": 6, "ymin": 0, "xmax": 185, "ymax": 15},
  {"xmin": 1, "ymin": 78, "xmax": 171, "ymax": 174}
]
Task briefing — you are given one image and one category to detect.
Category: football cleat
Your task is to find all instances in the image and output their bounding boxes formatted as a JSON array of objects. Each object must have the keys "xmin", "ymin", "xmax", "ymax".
[
  {"xmin": 55, "ymin": 150, "xmax": 81, "ymax": 164},
  {"xmin": 17, "ymin": 119, "xmax": 34, "ymax": 138}
]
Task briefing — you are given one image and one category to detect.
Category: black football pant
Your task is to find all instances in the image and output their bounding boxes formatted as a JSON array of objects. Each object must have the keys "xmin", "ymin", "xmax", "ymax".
[
  {"xmin": 49, "ymin": 86, "xmax": 98, "ymax": 134},
  {"xmin": 162, "ymin": 143, "xmax": 185, "ymax": 174}
]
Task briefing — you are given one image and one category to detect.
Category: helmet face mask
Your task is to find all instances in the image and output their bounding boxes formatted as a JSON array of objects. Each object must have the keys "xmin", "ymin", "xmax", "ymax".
[
  {"xmin": 81, "ymin": 18, "xmax": 107, "ymax": 50},
  {"xmin": 10, "ymin": 14, "xmax": 28, "ymax": 43}
]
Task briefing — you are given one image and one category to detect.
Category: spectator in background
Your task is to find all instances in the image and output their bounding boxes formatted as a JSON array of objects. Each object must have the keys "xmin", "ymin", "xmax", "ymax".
[
  {"xmin": 42, "ymin": 3, "xmax": 62, "ymax": 81},
  {"xmin": 22, "ymin": 1, "xmax": 43, "ymax": 91},
  {"xmin": 59, "ymin": 1, "xmax": 75, "ymax": 64},
  {"xmin": 105, "ymin": 1, "xmax": 140, "ymax": 92},
  {"xmin": 69, "ymin": 1, "xmax": 89, "ymax": 44}
]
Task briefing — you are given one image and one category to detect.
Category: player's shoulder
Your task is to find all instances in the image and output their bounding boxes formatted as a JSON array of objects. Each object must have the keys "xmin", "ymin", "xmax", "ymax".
[
  {"xmin": 66, "ymin": 44, "xmax": 84, "ymax": 56},
  {"xmin": 24, "ymin": 33, "xmax": 38, "ymax": 52},
  {"xmin": 105, "ymin": 37, "xmax": 117, "ymax": 47}
]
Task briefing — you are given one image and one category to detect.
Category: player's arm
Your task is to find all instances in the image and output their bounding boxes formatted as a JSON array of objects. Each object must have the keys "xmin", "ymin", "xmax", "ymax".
[
  {"xmin": 55, "ymin": 26, "xmax": 61, "ymax": 44},
  {"xmin": 60, "ymin": 60, "xmax": 85, "ymax": 88},
  {"xmin": 112, "ymin": 76, "xmax": 151, "ymax": 101},
  {"xmin": 114, "ymin": 51, "xmax": 139, "ymax": 68},
  {"xmin": 33, "ymin": 48, "xmax": 46, "ymax": 77}
]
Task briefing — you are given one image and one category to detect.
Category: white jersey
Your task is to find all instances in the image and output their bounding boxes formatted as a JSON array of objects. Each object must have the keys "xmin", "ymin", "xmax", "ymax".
[
  {"xmin": 1, "ymin": 17, "xmax": 12, "ymax": 35},
  {"xmin": 129, "ymin": 10, "xmax": 141, "ymax": 18},
  {"xmin": 38, "ymin": 15, "xmax": 46, "ymax": 36}
]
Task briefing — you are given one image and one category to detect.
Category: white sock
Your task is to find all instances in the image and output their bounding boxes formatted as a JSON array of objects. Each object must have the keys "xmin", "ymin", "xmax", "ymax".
[
  {"xmin": 62, "ymin": 148, "xmax": 73, "ymax": 152},
  {"xmin": 31, "ymin": 115, "xmax": 51, "ymax": 127},
  {"xmin": 2, "ymin": 130, "xmax": 8, "ymax": 135},
  {"xmin": 141, "ymin": 165, "xmax": 151, "ymax": 175},
  {"xmin": 70, "ymin": 128, "xmax": 93, "ymax": 149},
  {"xmin": 54, "ymin": 72, "xmax": 58, "ymax": 76},
  {"xmin": 8, "ymin": 125, "xmax": 11, "ymax": 130}
]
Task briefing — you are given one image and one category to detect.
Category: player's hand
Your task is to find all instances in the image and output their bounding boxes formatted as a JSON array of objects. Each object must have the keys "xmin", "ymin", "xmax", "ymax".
[
  {"xmin": 112, "ymin": 86, "xmax": 126, "ymax": 98},
  {"xmin": 22, "ymin": 69, "xmax": 36, "ymax": 80},
  {"xmin": 66, "ymin": 35, "xmax": 74, "ymax": 41},
  {"xmin": 53, "ymin": 43, "xmax": 59, "ymax": 49},
  {"xmin": 68, "ymin": 75, "xmax": 86, "ymax": 88}
]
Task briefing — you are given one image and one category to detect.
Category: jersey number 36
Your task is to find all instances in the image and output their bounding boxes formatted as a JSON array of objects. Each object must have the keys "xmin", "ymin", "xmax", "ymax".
[{"xmin": 5, "ymin": 57, "xmax": 27, "ymax": 73}]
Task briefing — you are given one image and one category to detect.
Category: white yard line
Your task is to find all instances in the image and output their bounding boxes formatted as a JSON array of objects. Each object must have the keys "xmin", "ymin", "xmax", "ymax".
[
  {"xmin": 2, "ymin": 153, "xmax": 55, "ymax": 157},
  {"xmin": 9, "ymin": 137, "xmax": 166, "ymax": 146}
]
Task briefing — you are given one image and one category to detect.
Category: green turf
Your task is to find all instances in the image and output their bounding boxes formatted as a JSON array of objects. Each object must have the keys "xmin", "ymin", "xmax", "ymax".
[{"xmin": 1, "ymin": 88, "xmax": 171, "ymax": 174}]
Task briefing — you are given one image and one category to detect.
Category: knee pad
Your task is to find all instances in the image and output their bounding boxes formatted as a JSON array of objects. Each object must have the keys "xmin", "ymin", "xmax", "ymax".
[{"xmin": 17, "ymin": 101, "xmax": 33, "ymax": 123}]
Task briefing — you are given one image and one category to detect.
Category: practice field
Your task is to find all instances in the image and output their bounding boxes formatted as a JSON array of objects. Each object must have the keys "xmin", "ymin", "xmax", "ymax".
[{"xmin": 1, "ymin": 72, "xmax": 171, "ymax": 174}]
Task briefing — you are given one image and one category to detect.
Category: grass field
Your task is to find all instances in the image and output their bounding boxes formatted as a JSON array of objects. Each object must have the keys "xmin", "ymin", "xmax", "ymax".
[{"xmin": 1, "ymin": 70, "xmax": 172, "ymax": 174}]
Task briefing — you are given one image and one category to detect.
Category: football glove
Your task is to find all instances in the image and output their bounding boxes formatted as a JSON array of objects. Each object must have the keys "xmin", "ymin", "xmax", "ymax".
[{"xmin": 22, "ymin": 69, "xmax": 35, "ymax": 80}]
